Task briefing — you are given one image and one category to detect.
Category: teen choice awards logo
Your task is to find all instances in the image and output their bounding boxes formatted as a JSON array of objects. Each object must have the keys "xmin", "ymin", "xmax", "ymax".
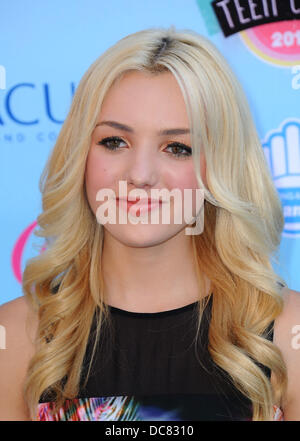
[
  {"xmin": 262, "ymin": 119, "xmax": 300, "ymax": 238},
  {"xmin": 240, "ymin": 20, "xmax": 300, "ymax": 67},
  {"xmin": 205, "ymin": 0, "xmax": 300, "ymax": 67}
]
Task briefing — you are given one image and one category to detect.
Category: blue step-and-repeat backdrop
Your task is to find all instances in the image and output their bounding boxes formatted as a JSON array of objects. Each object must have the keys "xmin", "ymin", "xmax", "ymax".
[{"xmin": 1, "ymin": 0, "xmax": 299, "ymax": 305}]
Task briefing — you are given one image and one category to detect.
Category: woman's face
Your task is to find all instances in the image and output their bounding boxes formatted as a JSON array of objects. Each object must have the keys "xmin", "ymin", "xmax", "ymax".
[{"xmin": 85, "ymin": 70, "xmax": 206, "ymax": 247}]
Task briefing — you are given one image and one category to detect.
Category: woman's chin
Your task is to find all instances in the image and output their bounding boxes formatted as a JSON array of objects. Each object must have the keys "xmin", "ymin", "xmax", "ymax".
[{"xmin": 102, "ymin": 223, "xmax": 187, "ymax": 248}]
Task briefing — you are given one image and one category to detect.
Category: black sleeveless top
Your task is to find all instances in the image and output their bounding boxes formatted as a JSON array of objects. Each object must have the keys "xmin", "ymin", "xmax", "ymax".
[{"xmin": 37, "ymin": 294, "xmax": 274, "ymax": 421}]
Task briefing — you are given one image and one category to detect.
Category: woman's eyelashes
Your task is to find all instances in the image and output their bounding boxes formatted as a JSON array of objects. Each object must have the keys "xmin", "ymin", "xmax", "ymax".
[{"xmin": 96, "ymin": 136, "xmax": 192, "ymax": 159}]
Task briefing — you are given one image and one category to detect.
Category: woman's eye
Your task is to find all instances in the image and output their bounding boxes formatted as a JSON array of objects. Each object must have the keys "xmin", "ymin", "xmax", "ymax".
[
  {"xmin": 97, "ymin": 136, "xmax": 192, "ymax": 159},
  {"xmin": 97, "ymin": 136, "xmax": 127, "ymax": 150},
  {"xmin": 165, "ymin": 143, "xmax": 192, "ymax": 159}
]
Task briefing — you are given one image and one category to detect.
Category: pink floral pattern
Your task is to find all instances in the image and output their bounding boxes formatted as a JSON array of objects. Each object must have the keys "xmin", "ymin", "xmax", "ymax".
[{"xmin": 36, "ymin": 397, "xmax": 285, "ymax": 421}]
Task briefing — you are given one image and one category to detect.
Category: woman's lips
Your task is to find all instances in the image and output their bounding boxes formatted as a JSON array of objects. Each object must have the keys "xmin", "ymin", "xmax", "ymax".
[{"xmin": 116, "ymin": 197, "xmax": 162, "ymax": 214}]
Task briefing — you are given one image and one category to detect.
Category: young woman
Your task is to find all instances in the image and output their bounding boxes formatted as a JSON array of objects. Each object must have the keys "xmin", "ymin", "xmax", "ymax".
[{"xmin": 1, "ymin": 26, "xmax": 299, "ymax": 421}]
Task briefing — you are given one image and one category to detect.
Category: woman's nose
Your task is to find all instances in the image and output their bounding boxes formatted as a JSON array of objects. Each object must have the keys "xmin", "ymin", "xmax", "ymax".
[{"xmin": 125, "ymin": 146, "xmax": 159, "ymax": 188}]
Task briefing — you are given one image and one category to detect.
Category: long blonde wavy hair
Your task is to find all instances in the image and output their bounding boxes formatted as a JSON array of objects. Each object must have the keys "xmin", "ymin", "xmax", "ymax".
[{"xmin": 22, "ymin": 25, "xmax": 288, "ymax": 421}]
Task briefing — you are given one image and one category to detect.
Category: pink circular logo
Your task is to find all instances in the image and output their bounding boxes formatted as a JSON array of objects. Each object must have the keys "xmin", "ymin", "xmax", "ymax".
[
  {"xmin": 11, "ymin": 221, "xmax": 46, "ymax": 283},
  {"xmin": 240, "ymin": 20, "xmax": 300, "ymax": 66}
]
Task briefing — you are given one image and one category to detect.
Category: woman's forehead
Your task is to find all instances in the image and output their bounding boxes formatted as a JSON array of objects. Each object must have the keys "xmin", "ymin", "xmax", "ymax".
[{"xmin": 97, "ymin": 70, "xmax": 190, "ymax": 131}]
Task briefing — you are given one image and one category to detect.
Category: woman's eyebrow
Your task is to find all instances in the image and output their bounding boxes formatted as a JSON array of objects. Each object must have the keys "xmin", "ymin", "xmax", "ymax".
[{"xmin": 95, "ymin": 120, "xmax": 190, "ymax": 136}]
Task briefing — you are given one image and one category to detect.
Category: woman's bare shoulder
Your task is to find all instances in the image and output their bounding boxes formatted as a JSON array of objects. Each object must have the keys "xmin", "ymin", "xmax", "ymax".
[
  {"xmin": 273, "ymin": 286, "xmax": 300, "ymax": 420},
  {"xmin": 273, "ymin": 286, "xmax": 300, "ymax": 342},
  {"xmin": 0, "ymin": 296, "xmax": 39, "ymax": 420},
  {"xmin": 0, "ymin": 295, "xmax": 39, "ymax": 346}
]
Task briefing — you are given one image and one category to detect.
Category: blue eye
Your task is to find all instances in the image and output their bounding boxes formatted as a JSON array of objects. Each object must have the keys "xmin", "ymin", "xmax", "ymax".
[{"xmin": 97, "ymin": 136, "xmax": 192, "ymax": 159}]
